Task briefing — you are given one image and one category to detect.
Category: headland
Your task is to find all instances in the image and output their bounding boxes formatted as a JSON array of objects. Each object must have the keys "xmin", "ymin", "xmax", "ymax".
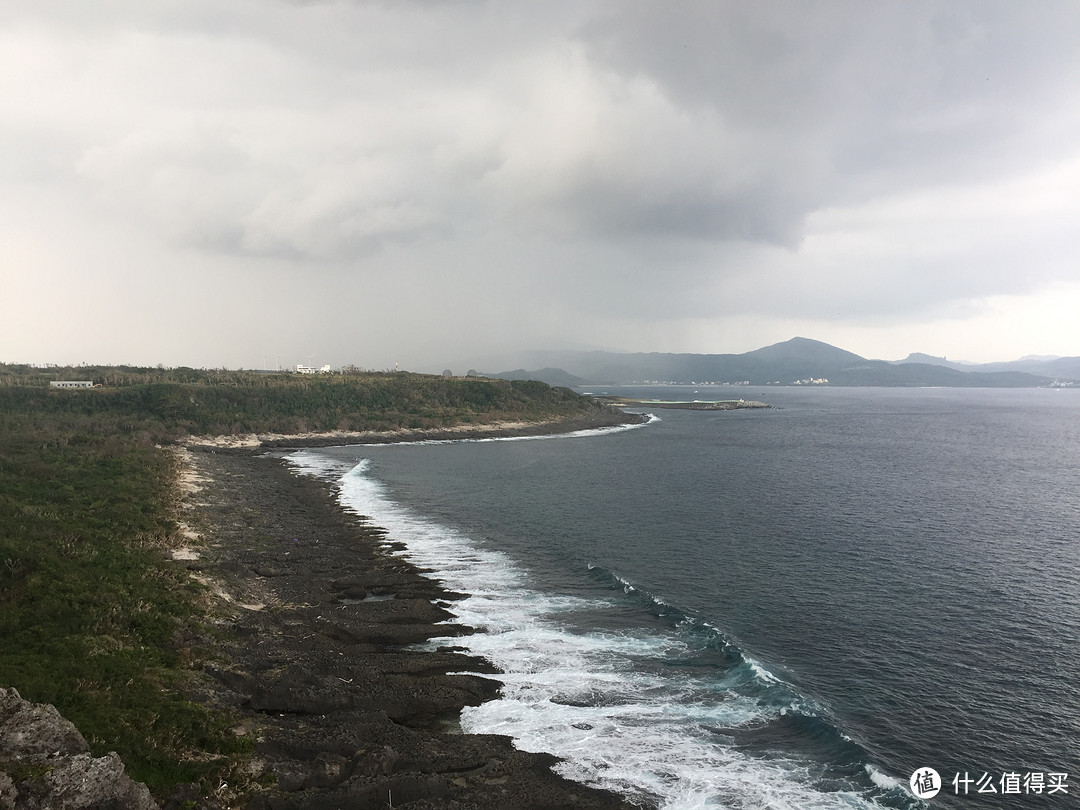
[
  {"xmin": 172, "ymin": 423, "xmax": 640, "ymax": 810},
  {"xmin": 0, "ymin": 366, "xmax": 643, "ymax": 810},
  {"xmin": 598, "ymin": 397, "xmax": 770, "ymax": 410}
]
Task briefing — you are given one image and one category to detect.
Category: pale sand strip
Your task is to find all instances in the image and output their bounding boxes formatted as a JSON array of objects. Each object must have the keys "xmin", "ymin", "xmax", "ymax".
[{"xmin": 179, "ymin": 419, "xmax": 562, "ymax": 449}]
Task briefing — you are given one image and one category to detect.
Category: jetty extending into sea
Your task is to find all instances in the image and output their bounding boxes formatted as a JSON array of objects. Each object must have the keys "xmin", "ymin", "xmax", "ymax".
[{"xmin": 600, "ymin": 397, "xmax": 771, "ymax": 411}]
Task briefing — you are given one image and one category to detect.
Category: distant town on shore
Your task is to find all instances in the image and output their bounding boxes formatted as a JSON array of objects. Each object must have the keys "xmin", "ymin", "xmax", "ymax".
[{"xmin": 16, "ymin": 336, "xmax": 1080, "ymax": 390}]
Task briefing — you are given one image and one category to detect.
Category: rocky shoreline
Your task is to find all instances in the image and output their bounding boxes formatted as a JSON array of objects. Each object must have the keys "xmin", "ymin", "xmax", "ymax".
[
  {"xmin": 186, "ymin": 410, "xmax": 643, "ymax": 451},
  {"xmin": 172, "ymin": 416, "xmax": 642, "ymax": 809},
  {"xmin": 597, "ymin": 397, "xmax": 770, "ymax": 411}
]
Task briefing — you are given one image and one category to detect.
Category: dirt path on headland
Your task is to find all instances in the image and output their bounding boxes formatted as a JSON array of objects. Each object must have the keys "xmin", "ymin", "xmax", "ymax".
[{"xmin": 175, "ymin": 425, "xmax": 640, "ymax": 809}]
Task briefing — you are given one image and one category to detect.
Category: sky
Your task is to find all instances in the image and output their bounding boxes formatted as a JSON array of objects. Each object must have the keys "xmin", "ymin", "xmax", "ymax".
[{"xmin": 3, "ymin": 1, "xmax": 1079, "ymax": 372}]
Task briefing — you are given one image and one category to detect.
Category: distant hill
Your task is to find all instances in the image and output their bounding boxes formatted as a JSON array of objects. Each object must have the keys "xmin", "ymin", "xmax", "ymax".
[
  {"xmin": 895, "ymin": 351, "xmax": 1080, "ymax": 380},
  {"xmin": 742, "ymin": 336, "xmax": 865, "ymax": 366},
  {"xmin": 488, "ymin": 367, "xmax": 587, "ymax": 387},
  {"xmin": 509, "ymin": 338, "xmax": 1072, "ymax": 387},
  {"xmin": 970, "ymin": 356, "xmax": 1080, "ymax": 379},
  {"xmin": 894, "ymin": 353, "xmax": 974, "ymax": 371}
]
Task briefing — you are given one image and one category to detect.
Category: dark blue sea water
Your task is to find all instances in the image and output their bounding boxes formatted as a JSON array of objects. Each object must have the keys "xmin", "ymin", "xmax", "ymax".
[{"xmin": 290, "ymin": 387, "xmax": 1080, "ymax": 809}]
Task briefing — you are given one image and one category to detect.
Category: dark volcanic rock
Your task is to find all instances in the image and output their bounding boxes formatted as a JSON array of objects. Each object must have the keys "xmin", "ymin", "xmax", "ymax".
[{"xmin": 180, "ymin": 450, "xmax": 636, "ymax": 810}]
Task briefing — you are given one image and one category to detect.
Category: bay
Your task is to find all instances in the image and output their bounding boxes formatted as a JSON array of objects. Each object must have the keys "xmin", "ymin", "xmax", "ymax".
[{"xmin": 294, "ymin": 387, "xmax": 1080, "ymax": 809}]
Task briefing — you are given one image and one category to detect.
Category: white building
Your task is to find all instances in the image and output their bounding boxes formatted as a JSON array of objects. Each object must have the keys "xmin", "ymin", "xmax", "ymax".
[
  {"xmin": 296, "ymin": 364, "xmax": 333, "ymax": 374},
  {"xmin": 50, "ymin": 381, "xmax": 94, "ymax": 389}
]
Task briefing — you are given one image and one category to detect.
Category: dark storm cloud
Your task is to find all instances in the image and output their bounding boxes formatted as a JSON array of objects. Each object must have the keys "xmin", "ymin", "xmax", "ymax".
[
  {"xmin": 2, "ymin": 0, "xmax": 1079, "ymax": 367},
  {"xmin": 579, "ymin": 1, "xmax": 1080, "ymax": 231}
]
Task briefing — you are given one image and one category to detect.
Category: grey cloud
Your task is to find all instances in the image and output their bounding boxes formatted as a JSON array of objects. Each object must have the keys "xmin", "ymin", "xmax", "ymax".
[
  {"xmin": 3, "ymin": 1, "xmax": 1080, "ymax": 368},
  {"xmin": 580, "ymin": 1, "xmax": 1080, "ymax": 213}
]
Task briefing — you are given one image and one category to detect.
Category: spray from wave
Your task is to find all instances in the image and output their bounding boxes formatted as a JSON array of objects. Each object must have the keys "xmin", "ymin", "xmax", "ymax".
[{"xmin": 287, "ymin": 451, "xmax": 916, "ymax": 810}]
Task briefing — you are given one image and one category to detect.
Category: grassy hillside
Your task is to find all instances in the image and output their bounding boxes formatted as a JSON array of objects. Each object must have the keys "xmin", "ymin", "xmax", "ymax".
[
  {"xmin": 0, "ymin": 366, "xmax": 607, "ymax": 440},
  {"xmin": 0, "ymin": 365, "xmax": 617, "ymax": 795},
  {"xmin": 0, "ymin": 424, "xmax": 246, "ymax": 790}
]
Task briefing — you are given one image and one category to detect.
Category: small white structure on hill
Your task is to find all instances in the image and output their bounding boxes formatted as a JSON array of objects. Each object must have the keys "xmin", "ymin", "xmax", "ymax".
[
  {"xmin": 50, "ymin": 381, "xmax": 94, "ymax": 389},
  {"xmin": 296, "ymin": 364, "xmax": 332, "ymax": 374}
]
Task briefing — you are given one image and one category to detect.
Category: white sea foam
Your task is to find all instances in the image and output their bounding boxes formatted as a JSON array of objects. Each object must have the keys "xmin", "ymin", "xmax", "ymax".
[
  {"xmin": 865, "ymin": 765, "xmax": 903, "ymax": 791},
  {"xmin": 746, "ymin": 657, "xmax": 782, "ymax": 685},
  {"xmin": 352, "ymin": 415, "xmax": 658, "ymax": 448},
  {"xmin": 288, "ymin": 452, "xmax": 893, "ymax": 810},
  {"xmin": 284, "ymin": 413, "xmax": 659, "ymax": 457},
  {"xmin": 283, "ymin": 451, "xmax": 358, "ymax": 480}
]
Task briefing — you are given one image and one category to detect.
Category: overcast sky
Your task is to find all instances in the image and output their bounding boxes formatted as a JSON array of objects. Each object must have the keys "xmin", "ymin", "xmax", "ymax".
[{"xmin": 3, "ymin": 1, "xmax": 1079, "ymax": 371}]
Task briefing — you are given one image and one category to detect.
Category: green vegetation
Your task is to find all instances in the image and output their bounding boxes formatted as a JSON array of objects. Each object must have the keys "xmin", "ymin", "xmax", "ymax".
[
  {"xmin": 0, "ymin": 416, "xmax": 246, "ymax": 790},
  {"xmin": 0, "ymin": 366, "xmax": 604, "ymax": 440},
  {"xmin": 0, "ymin": 364, "xmax": 613, "ymax": 795}
]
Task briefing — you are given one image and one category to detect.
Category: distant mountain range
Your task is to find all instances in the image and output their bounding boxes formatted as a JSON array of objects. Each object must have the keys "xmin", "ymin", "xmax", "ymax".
[{"xmin": 488, "ymin": 337, "xmax": 1080, "ymax": 388}]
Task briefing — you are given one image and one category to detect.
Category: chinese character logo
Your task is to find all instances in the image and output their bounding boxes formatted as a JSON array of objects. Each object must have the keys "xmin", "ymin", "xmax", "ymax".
[{"xmin": 910, "ymin": 767, "xmax": 941, "ymax": 799}]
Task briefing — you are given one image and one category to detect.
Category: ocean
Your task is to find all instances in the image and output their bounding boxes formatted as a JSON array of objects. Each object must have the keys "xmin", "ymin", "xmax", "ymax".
[{"xmin": 288, "ymin": 386, "xmax": 1080, "ymax": 809}]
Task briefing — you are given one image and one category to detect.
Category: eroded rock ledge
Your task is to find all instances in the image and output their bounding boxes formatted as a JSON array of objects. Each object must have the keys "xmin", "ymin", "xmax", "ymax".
[
  {"xmin": 2, "ymin": 413, "xmax": 644, "ymax": 810},
  {"xmin": 0, "ymin": 687, "xmax": 156, "ymax": 810},
  {"xmin": 175, "ymin": 449, "xmax": 637, "ymax": 810}
]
